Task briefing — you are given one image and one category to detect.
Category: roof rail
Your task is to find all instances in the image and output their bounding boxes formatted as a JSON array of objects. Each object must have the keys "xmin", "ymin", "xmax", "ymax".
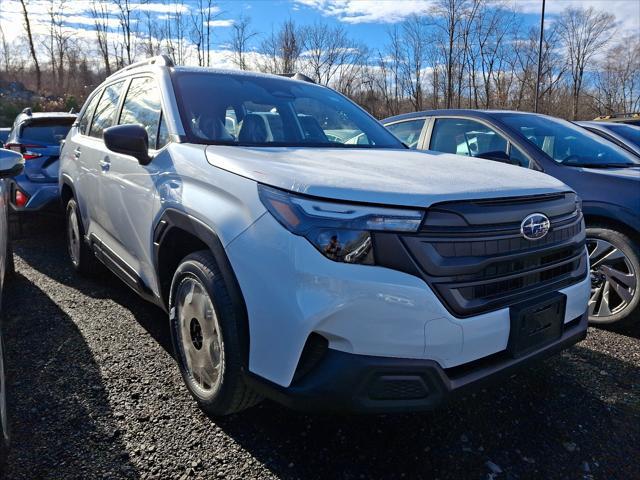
[
  {"xmin": 277, "ymin": 72, "xmax": 315, "ymax": 83},
  {"xmin": 108, "ymin": 55, "xmax": 174, "ymax": 78},
  {"xmin": 21, "ymin": 107, "xmax": 32, "ymax": 116}
]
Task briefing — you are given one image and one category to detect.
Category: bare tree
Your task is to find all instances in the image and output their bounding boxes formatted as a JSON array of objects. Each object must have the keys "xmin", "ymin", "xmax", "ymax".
[
  {"xmin": 229, "ymin": 15, "xmax": 256, "ymax": 70},
  {"xmin": 190, "ymin": 0, "xmax": 218, "ymax": 66},
  {"xmin": 556, "ymin": 7, "xmax": 615, "ymax": 119},
  {"xmin": 258, "ymin": 20, "xmax": 302, "ymax": 74},
  {"xmin": 90, "ymin": 0, "xmax": 112, "ymax": 75},
  {"xmin": 19, "ymin": 0, "xmax": 41, "ymax": 90},
  {"xmin": 114, "ymin": 0, "xmax": 137, "ymax": 66}
]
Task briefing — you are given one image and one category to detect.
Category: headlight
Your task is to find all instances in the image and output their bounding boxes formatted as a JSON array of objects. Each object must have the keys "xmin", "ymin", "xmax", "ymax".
[{"xmin": 258, "ymin": 185, "xmax": 424, "ymax": 265}]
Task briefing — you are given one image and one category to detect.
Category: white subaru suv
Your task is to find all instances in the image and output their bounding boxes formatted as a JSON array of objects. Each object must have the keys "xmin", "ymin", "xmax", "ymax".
[{"xmin": 59, "ymin": 56, "xmax": 590, "ymax": 415}]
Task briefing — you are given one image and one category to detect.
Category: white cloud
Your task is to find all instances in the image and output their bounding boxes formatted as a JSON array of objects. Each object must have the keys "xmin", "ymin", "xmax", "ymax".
[
  {"xmin": 207, "ymin": 19, "xmax": 234, "ymax": 28},
  {"xmin": 295, "ymin": 0, "xmax": 436, "ymax": 24}
]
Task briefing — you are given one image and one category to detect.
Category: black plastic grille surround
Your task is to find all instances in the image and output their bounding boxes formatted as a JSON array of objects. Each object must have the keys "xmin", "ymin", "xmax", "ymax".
[{"xmin": 374, "ymin": 192, "xmax": 588, "ymax": 317}]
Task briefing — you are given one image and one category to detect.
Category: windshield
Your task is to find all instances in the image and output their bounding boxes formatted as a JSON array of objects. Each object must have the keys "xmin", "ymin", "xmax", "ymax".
[
  {"xmin": 173, "ymin": 71, "xmax": 403, "ymax": 148},
  {"xmin": 603, "ymin": 123, "xmax": 640, "ymax": 147},
  {"xmin": 496, "ymin": 113, "xmax": 639, "ymax": 166},
  {"xmin": 21, "ymin": 120, "xmax": 74, "ymax": 146}
]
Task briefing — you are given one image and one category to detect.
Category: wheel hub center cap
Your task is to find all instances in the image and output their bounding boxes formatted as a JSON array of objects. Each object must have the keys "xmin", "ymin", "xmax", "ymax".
[{"xmin": 189, "ymin": 318, "xmax": 203, "ymax": 350}]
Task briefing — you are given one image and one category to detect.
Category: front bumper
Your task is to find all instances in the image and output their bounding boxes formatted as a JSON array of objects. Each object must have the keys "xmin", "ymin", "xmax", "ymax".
[
  {"xmin": 247, "ymin": 311, "xmax": 587, "ymax": 413},
  {"xmin": 226, "ymin": 212, "xmax": 591, "ymax": 388}
]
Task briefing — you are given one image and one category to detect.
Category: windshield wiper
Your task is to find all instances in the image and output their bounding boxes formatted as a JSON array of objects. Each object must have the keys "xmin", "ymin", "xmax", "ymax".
[{"xmin": 569, "ymin": 163, "xmax": 638, "ymax": 168}]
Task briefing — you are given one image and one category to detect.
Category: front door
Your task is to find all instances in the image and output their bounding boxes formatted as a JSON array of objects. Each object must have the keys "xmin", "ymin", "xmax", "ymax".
[{"xmin": 99, "ymin": 76, "xmax": 166, "ymax": 292}]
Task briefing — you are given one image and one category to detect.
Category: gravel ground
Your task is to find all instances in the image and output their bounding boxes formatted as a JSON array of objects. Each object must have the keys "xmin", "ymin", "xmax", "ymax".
[{"xmin": 2, "ymin": 217, "xmax": 639, "ymax": 479}]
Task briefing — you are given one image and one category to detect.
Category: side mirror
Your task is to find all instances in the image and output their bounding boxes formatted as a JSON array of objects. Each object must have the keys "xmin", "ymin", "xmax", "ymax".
[
  {"xmin": 0, "ymin": 148, "xmax": 24, "ymax": 178},
  {"xmin": 104, "ymin": 124, "xmax": 151, "ymax": 165}
]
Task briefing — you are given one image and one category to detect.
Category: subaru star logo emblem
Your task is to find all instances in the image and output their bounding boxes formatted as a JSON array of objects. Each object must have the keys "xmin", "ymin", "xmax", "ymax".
[{"xmin": 521, "ymin": 213, "xmax": 550, "ymax": 240}]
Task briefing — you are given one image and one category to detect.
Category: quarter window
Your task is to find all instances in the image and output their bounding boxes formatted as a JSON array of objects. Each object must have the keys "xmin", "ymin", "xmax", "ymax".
[
  {"xmin": 89, "ymin": 81, "xmax": 125, "ymax": 139},
  {"xmin": 119, "ymin": 77, "xmax": 163, "ymax": 149},
  {"xmin": 430, "ymin": 118, "xmax": 508, "ymax": 158},
  {"xmin": 385, "ymin": 119, "xmax": 426, "ymax": 149},
  {"xmin": 78, "ymin": 92, "xmax": 101, "ymax": 135}
]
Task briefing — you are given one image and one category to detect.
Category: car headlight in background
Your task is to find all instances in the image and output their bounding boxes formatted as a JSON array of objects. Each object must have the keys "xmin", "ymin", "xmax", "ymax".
[{"xmin": 258, "ymin": 185, "xmax": 424, "ymax": 265}]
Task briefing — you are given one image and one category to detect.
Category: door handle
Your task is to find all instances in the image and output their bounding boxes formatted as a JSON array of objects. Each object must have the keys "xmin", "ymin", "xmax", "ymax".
[
  {"xmin": 73, "ymin": 148, "xmax": 81, "ymax": 159},
  {"xmin": 99, "ymin": 159, "xmax": 110, "ymax": 171}
]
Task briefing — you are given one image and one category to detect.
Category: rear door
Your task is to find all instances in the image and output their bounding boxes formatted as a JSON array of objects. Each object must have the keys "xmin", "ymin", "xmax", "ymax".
[
  {"xmin": 99, "ymin": 76, "xmax": 168, "ymax": 291},
  {"xmin": 70, "ymin": 80, "xmax": 127, "ymax": 239}
]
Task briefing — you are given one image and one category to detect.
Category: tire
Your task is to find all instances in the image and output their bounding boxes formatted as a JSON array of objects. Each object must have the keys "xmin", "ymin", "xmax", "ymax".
[
  {"xmin": 65, "ymin": 198, "xmax": 97, "ymax": 276},
  {"xmin": 586, "ymin": 225, "xmax": 640, "ymax": 326},
  {"xmin": 0, "ymin": 327, "xmax": 9, "ymax": 473},
  {"xmin": 169, "ymin": 250, "xmax": 260, "ymax": 416},
  {"xmin": 4, "ymin": 241, "xmax": 14, "ymax": 281}
]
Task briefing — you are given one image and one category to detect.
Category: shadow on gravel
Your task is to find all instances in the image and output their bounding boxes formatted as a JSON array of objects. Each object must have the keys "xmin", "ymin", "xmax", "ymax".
[
  {"xmin": 214, "ymin": 347, "xmax": 640, "ymax": 480},
  {"xmin": 13, "ymin": 225, "xmax": 172, "ymax": 356},
  {"xmin": 11, "ymin": 215, "xmax": 640, "ymax": 479},
  {"xmin": 2, "ymin": 272, "xmax": 138, "ymax": 479}
]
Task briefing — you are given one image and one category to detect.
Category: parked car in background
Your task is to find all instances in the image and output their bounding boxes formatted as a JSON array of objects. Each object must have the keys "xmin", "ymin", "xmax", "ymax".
[
  {"xmin": 383, "ymin": 110, "xmax": 640, "ymax": 326},
  {"xmin": 5, "ymin": 109, "xmax": 75, "ymax": 212},
  {"xmin": 593, "ymin": 113, "xmax": 640, "ymax": 127},
  {"xmin": 0, "ymin": 129, "xmax": 10, "ymax": 147},
  {"xmin": 577, "ymin": 121, "xmax": 640, "ymax": 157},
  {"xmin": 0, "ymin": 148, "xmax": 25, "ymax": 469},
  {"xmin": 59, "ymin": 57, "xmax": 590, "ymax": 415}
]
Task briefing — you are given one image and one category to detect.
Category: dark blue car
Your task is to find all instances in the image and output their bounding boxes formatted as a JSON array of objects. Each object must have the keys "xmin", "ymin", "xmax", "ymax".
[
  {"xmin": 5, "ymin": 109, "xmax": 76, "ymax": 212},
  {"xmin": 383, "ymin": 110, "xmax": 640, "ymax": 326}
]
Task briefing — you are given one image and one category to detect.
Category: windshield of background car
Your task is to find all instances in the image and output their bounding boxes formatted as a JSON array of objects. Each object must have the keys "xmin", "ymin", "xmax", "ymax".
[
  {"xmin": 173, "ymin": 72, "xmax": 404, "ymax": 148},
  {"xmin": 20, "ymin": 119, "xmax": 74, "ymax": 146},
  {"xmin": 496, "ymin": 113, "xmax": 640, "ymax": 166},
  {"xmin": 603, "ymin": 123, "xmax": 640, "ymax": 147}
]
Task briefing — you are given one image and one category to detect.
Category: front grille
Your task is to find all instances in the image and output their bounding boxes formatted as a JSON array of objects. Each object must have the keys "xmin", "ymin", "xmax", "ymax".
[{"xmin": 375, "ymin": 192, "xmax": 588, "ymax": 317}]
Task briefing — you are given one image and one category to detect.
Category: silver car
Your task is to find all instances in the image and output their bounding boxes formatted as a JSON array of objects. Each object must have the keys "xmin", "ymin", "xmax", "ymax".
[{"xmin": 0, "ymin": 148, "xmax": 24, "ymax": 468}]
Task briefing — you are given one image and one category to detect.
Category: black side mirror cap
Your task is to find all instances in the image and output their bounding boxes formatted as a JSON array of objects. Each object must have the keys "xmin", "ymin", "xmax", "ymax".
[
  {"xmin": 104, "ymin": 124, "xmax": 151, "ymax": 165},
  {"xmin": 0, "ymin": 148, "xmax": 24, "ymax": 178}
]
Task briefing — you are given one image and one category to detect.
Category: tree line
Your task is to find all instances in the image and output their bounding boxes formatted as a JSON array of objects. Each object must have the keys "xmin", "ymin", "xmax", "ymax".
[{"xmin": 1, "ymin": 0, "xmax": 639, "ymax": 122}]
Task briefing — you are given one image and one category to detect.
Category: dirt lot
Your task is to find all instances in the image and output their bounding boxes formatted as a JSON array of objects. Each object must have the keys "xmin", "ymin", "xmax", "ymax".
[{"xmin": 2, "ymin": 218, "xmax": 639, "ymax": 479}]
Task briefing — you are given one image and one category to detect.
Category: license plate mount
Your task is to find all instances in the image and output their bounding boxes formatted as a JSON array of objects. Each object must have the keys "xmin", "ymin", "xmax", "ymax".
[{"xmin": 508, "ymin": 293, "xmax": 566, "ymax": 358}]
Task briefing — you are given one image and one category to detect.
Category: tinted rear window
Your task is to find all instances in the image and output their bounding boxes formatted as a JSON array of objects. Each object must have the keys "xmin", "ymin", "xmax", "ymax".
[{"xmin": 21, "ymin": 121, "xmax": 74, "ymax": 145}]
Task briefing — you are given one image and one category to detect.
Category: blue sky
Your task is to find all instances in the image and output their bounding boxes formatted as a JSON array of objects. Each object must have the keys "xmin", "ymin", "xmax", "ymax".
[{"xmin": 1, "ymin": 0, "xmax": 638, "ymax": 63}]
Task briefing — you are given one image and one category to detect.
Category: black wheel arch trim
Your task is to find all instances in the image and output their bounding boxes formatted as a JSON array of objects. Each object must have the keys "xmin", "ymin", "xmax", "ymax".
[
  {"xmin": 582, "ymin": 201, "xmax": 640, "ymax": 237},
  {"xmin": 59, "ymin": 174, "xmax": 77, "ymax": 205},
  {"xmin": 153, "ymin": 208, "xmax": 251, "ymax": 368}
]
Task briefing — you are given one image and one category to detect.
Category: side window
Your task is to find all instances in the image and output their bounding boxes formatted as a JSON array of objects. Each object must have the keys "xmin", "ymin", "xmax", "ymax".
[
  {"xmin": 385, "ymin": 119, "xmax": 426, "ymax": 149},
  {"xmin": 157, "ymin": 114, "xmax": 170, "ymax": 149},
  {"xmin": 78, "ymin": 92, "xmax": 101, "ymax": 135},
  {"xmin": 119, "ymin": 77, "xmax": 162, "ymax": 149},
  {"xmin": 509, "ymin": 144, "xmax": 531, "ymax": 168},
  {"xmin": 430, "ymin": 118, "xmax": 508, "ymax": 159},
  {"xmin": 89, "ymin": 81, "xmax": 125, "ymax": 139}
]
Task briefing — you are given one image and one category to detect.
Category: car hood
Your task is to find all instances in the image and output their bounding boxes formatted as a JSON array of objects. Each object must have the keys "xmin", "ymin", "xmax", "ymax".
[{"xmin": 205, "ymin": 146, "xmax": 570, "ymax": 207}]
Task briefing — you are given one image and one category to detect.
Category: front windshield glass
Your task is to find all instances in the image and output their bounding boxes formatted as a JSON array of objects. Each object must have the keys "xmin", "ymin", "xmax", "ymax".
[
  {"xmin": 173, "ymin": 71, "xmax": 404, "ymax": 148},
  {"xmin": 496, "ymin": 113, "xmax": 639, "ymax": 166},
  {"xmin": 603, "ymin": 123, "xmax": 640, "ymax": 147}
]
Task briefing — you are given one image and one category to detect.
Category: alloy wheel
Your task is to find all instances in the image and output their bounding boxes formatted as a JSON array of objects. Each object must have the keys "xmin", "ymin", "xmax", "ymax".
[{"xmin": 587, "ymin": 238, "xmax": 637, "ymax": 319}]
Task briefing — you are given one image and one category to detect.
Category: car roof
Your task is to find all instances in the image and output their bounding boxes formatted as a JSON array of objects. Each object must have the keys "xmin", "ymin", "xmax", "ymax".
[
  {"xmin": 381, "ymin": 109, "xmax": 537, "ymax": 124},
  {"xmin": 17, "ymin": 112, "xmax": 77, "ymax": 123}
]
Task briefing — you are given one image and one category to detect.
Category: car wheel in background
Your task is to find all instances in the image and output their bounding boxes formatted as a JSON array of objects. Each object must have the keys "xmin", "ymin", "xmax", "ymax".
[
  {"xmin": 587, "ymin": 226, "xmax": 640, "ymax": 326},
  {"xmin": 0, "ymin": 325, "xmax": 9, "ymax": 473},
  {"xmin": 65, "ymin": 198, "xmax": 97, "ymax": 275},
  {"xmin": 169, "ymin": 251, "xmax": 261, "ymax": 416}
]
